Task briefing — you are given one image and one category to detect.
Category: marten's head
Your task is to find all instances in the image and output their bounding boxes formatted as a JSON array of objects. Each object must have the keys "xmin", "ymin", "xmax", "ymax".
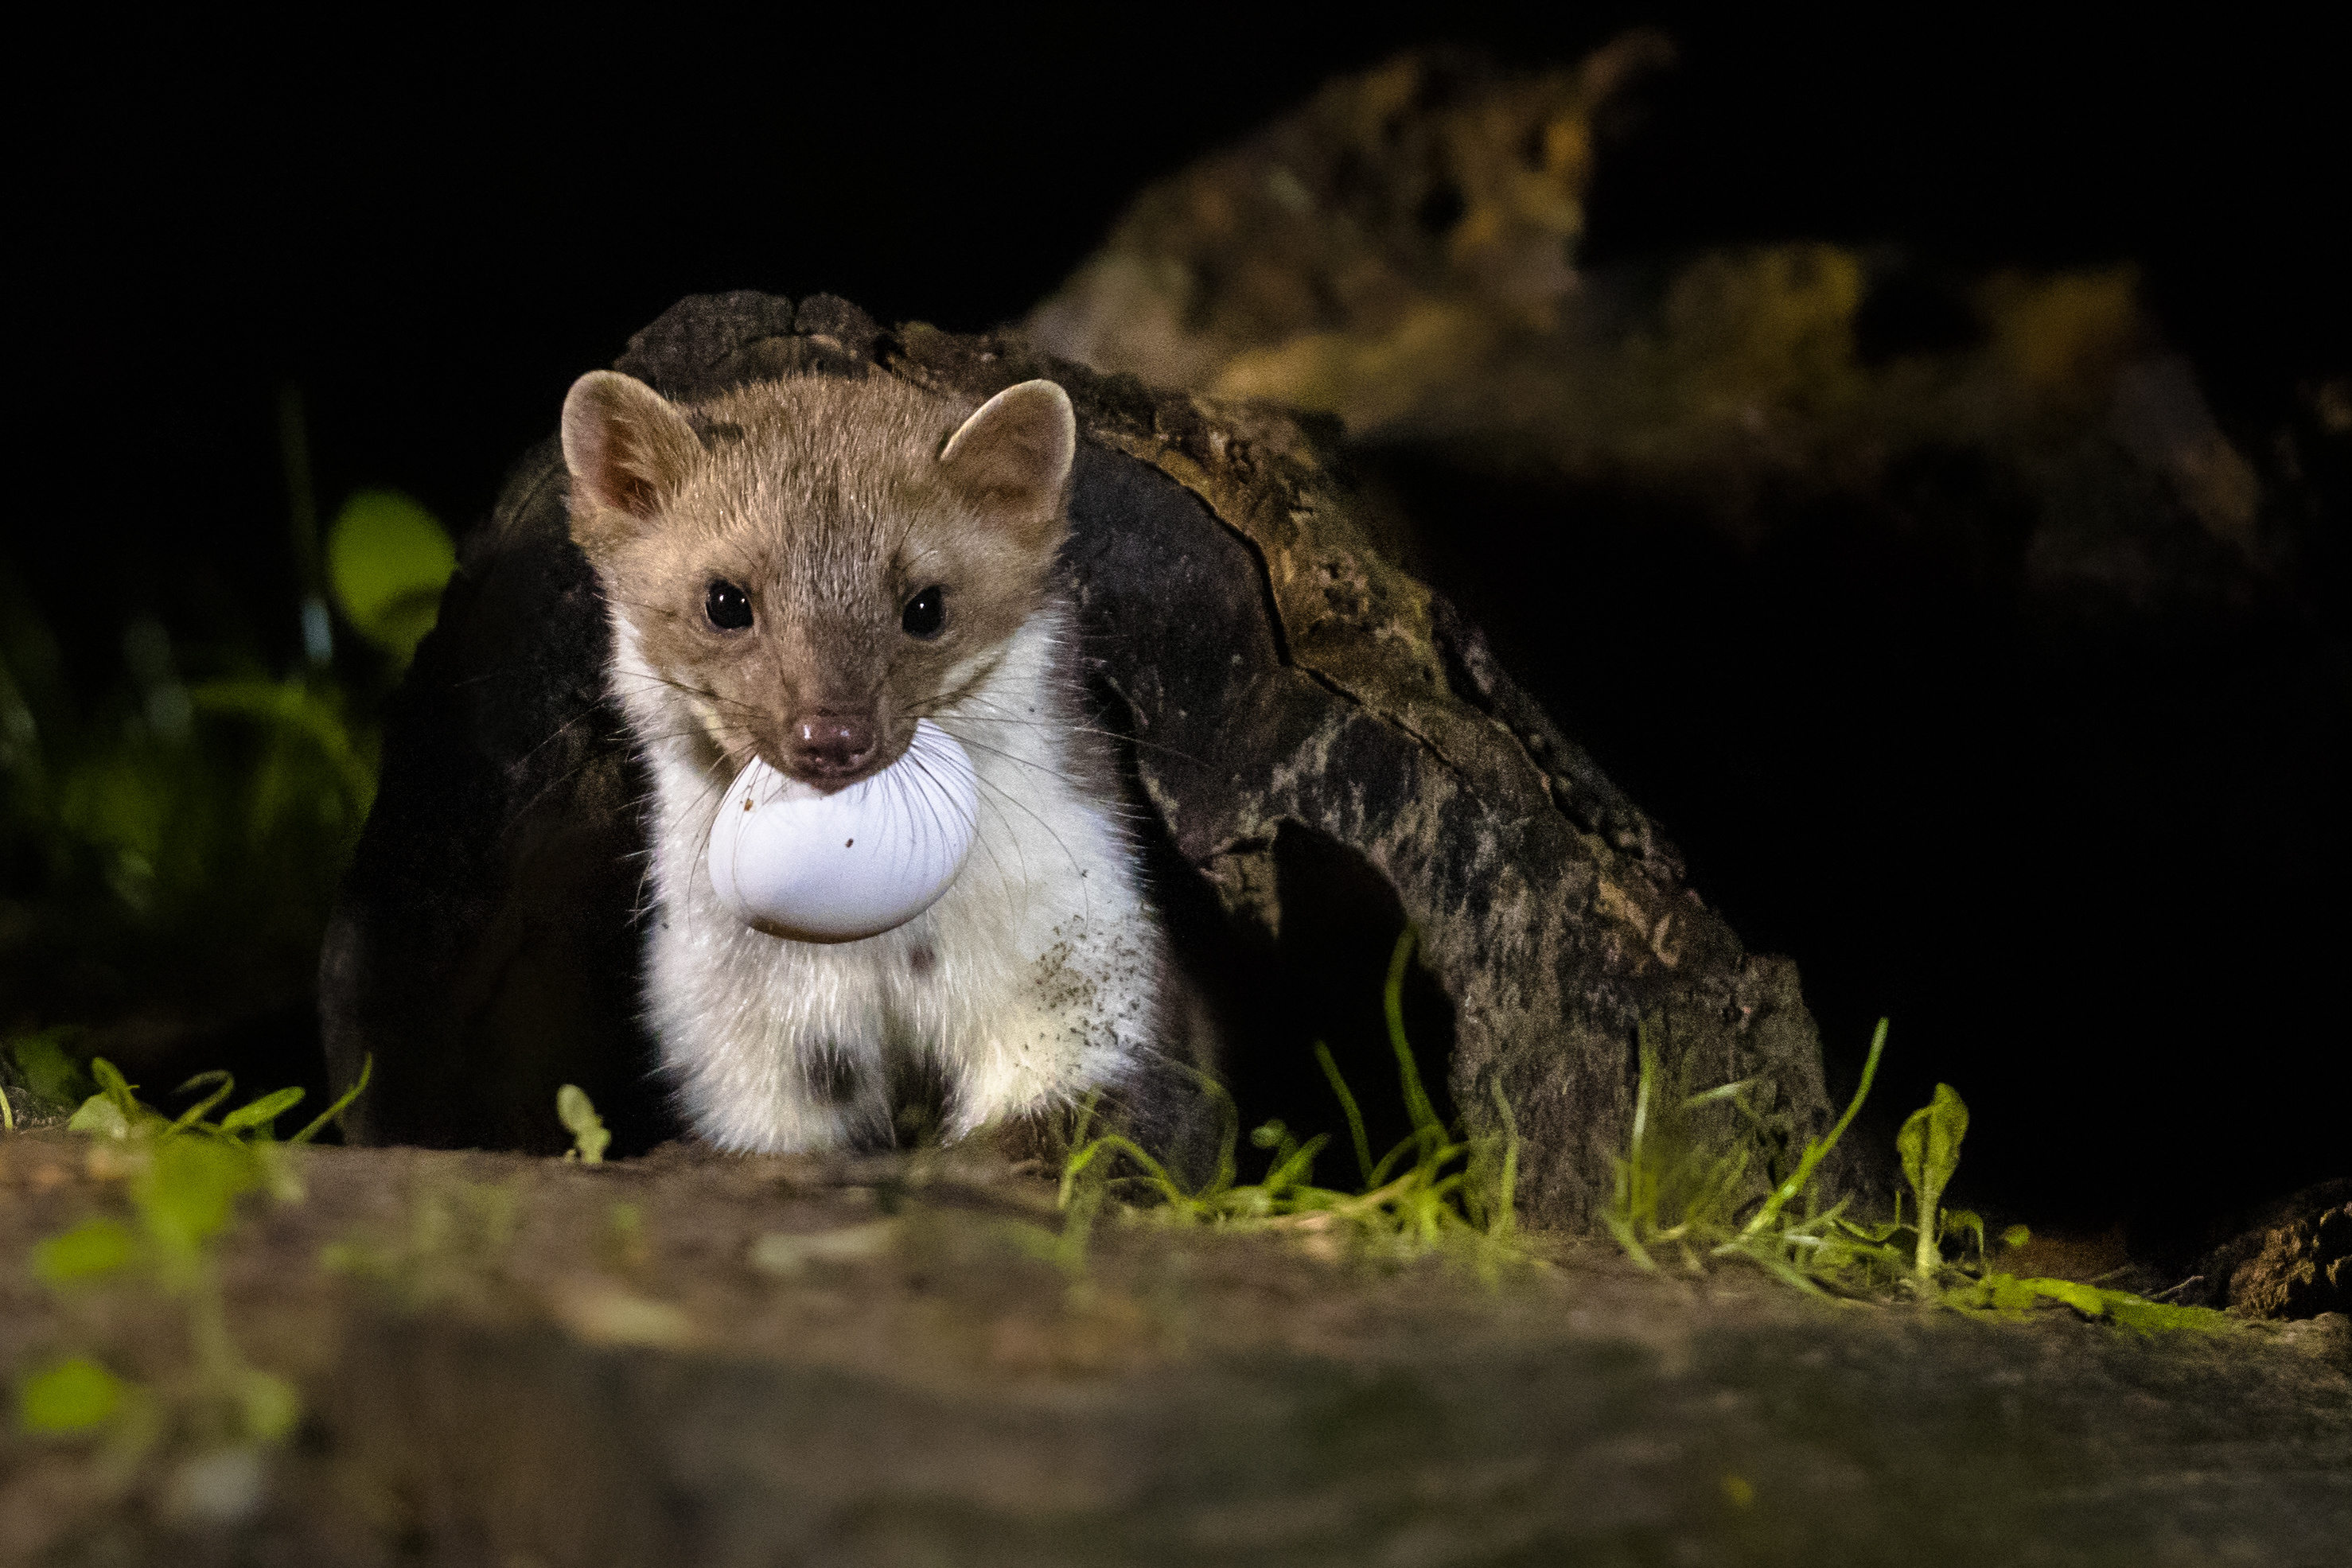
[{"xmin": 560, "ymin": 371, "xmax": 1074, "ymax": 792}]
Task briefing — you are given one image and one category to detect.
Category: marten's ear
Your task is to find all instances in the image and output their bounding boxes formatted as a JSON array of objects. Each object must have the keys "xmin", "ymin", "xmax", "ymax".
[
  {"xmin": 561, "ymin": 371, "xmax": 703, "ymax": 555},
  {"xmin": 939, "ymin": 380, "xmax": 1076, "ymax": 550}
]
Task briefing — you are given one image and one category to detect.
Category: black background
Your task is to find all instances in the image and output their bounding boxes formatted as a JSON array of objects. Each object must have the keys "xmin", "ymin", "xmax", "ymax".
[{"xmin": 15, "ymin": 11, "xmax": 2347, "ymax": 1241}]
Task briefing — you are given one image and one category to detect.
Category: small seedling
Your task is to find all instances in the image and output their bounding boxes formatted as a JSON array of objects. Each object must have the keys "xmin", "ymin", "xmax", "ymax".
[
  {"xmin": 1890, "ymin": 1082, "xmax": 2232, "ymax": 1332},
  {"xmin": 60, "ymin": 1052, "xmax": 370, "ymax": 1153},
  {"xmin": 13, "ymin": 1055, "xmax": 371, "ymax": 1448},
  {"xmin": 558, "ymin": 1084, "xmax": 610, "ymax": 1165},
  {"xmin": 1898, "ymin": 1082, "xmax": 1973, "ymax": 1277}
]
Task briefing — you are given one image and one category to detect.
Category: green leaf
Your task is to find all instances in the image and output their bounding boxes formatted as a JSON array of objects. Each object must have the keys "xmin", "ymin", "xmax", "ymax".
[
  {"xmin": 2000, "ymin": 1224, "xmax": 2033, "ymax": 1251},
  {"xmin": 67, "ymin": 1092, "xmax": 132, "ymax": 1138},
  {"xmin": 1897, "ymin": 1082, "xmax": 1968, "ymax": 1274},
  {"xmin": 326, "ymin": 491, "xmax": 455, "ymax": 662},
  {"xmin": 556, "ymin": 1084, "xmax": 610, "ymax": 1165},
  {"xmin": 18, "ymin": 1357, "xmax": 123, "ymax": 1432},
  {"xmin": 1896, "ymin": 1083, "xmax": 1969, "ymax": 1200},
  {"xmin": 1954, "ymin": 1273, "xmax": 2230, "ymax": 1332},
  {"xmin": 2017, "ymin": 1275, "xmax": 2107, "ymax": 1316},
  {"xmin": 8, "ymin": 1029, "xmax": 91, "ymax": 1107},
  {"xmin": 238, "ymin": 1371, "xmax": 302, "ymax": 1443},
  {"xmin": 2106, "ymin": 1296, "xmax": 2231, "ymax": 1333},
  {"xmin": 1953, "ymin": 1270, "xmax": 2046, "ymax": 1313},
  {"xmin": 33, "ymin": 1219, "xmax": 137, "ymax": 1284},
  {"xmin": 138, "ymin": 1134, "xmax": 261, "ymax": 1255},
  {"xmin": 217, "ymin": 1086, "xmax": 306, "ymax": 1137}
]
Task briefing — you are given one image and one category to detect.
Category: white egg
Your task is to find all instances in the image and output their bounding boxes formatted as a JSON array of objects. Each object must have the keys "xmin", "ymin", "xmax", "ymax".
[{"xmin": 706, "ymin": 718, "xmax": 979, "ymax": 942}]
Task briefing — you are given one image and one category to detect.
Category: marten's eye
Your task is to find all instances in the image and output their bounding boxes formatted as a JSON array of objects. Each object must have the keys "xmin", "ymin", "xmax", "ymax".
[
  {"xmin": 901, "ymin": 584, "xmax": 946, "ymax": 640},
  {"xmin": 705, "ymin": 579, "xmax": 753, "ymax": 630}
]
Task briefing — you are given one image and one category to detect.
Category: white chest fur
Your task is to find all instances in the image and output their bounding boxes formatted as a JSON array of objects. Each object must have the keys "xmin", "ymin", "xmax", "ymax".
[{"xmin": 613, "ymin": 606, "xmax": 1162, "ymax": 1151}]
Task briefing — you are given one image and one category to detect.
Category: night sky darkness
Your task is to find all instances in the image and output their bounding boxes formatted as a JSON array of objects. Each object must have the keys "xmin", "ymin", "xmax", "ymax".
[{"xmin": 18, "ymin": 14, "xmax": 2347, "ymax": 1242}]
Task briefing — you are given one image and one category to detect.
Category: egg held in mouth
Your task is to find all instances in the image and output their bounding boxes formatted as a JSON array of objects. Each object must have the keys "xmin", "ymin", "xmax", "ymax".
[{"xmin": 706, "ymin": 718, "xmax": 979, "ymax": 942}]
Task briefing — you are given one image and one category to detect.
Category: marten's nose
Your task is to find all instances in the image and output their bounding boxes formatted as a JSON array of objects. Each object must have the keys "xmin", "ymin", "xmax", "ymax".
[{"xmin": 789, "ymin": 710, "xmax": 876, "ymax": 780}]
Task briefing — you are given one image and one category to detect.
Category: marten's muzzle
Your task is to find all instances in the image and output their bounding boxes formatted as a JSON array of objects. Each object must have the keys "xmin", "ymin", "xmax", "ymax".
[{"xmin": 781, "ymin": 708, "xmax": 887, "ymax": 791}]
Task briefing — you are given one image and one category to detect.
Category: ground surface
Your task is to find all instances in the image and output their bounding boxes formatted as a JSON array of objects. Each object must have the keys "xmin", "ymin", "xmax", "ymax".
[{"xmin": 2, "ymin": 1130, "xmax": 2347, "ymax": 1567}]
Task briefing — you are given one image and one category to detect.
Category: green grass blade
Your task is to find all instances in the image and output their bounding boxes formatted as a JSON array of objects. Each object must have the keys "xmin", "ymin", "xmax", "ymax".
[
  {"xmin": 1743, "ymin": 1017, "xmax": 1884, "ymax": 1238},
  {"xmin": 1188, "ymin": 1068, "xmax": 1240, "ymax": 1200},
  {"xmin": 91, "ymin": 1058, "xmax": 142, "ymax": 1119},
  {"xmin": 1314, "ymin": 1041, "xmax": 1375, "ymax": 1185},
  {"xmin": 1486, "ymin": 1078, "xmax": 1521, "ymax": 1240},
  {"xmin": 1606, "ymin": 1211, "xmax": 1658, "ymax": 1272},
  {"xmin": 1060, "ymin": 1134, "xmax": 1190, "ymax": 1209},
  {"xmin": 1382, "ymin": 928, "xmax": 1441, "ymax": 1140},
  {"xmin": 1365, "ymin": 1132, "xmax": 1421, "ymax": 1190},
  {"xmin": 1681, "ymin": 1076, "xmax": 1762, "ymax": 1110},
  {"xmin": 291, "ymin": 1052, "xmax": 371, "ymax": 1146},
  {"xmin": 167, "ymin": 1070, "xmax": 236, "ymax": 1134},
  {"xmin": 1263, "ymin": 1131, "xmax": 1330, "ymax": 1193}
]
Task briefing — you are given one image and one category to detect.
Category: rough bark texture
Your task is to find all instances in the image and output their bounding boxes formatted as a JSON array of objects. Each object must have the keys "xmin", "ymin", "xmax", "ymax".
[
  {"xmin": 2193, "ymin": 1181, "xmax": 2352, "ymax": 1319},
  {"xmin": 321, "ymin": 291, "xmax": 1844, "ymax": 1229}
]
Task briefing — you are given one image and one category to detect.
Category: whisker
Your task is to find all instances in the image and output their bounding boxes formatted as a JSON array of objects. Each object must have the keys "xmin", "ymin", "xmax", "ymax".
[
  {"xmin": 925, "ymin": 711, "xmax": 1208, "ymax": 769},
  {"xmin": 934, "ymin": 731, "xmax": 1099, "ymax": 794},
  {"xmin": 968, "ymin": 758, "xmax": 1091, "ymax": 889},
  {"xmin": 606, "ymin": 669, "xmax": 766, "ymax": 716},
  {"xmin": 604, "ymin": 597, "xmax": 686, "ymax": 624},
  {"xmin": 900, "ymin": 745, "xmax": 1019, "ymax": 918}
]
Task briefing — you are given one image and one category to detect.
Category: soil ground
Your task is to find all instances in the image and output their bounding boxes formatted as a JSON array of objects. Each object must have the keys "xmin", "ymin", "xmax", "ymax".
[{"xmin": 2, "ymin": 1130, "xmax": 2346, "ymax": 1566}]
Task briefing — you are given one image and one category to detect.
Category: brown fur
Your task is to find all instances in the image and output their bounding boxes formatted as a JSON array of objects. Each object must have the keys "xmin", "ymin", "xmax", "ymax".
[{"xmin": 561, "ymin": 372, "xmax": 1074, "ymax": 790}]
